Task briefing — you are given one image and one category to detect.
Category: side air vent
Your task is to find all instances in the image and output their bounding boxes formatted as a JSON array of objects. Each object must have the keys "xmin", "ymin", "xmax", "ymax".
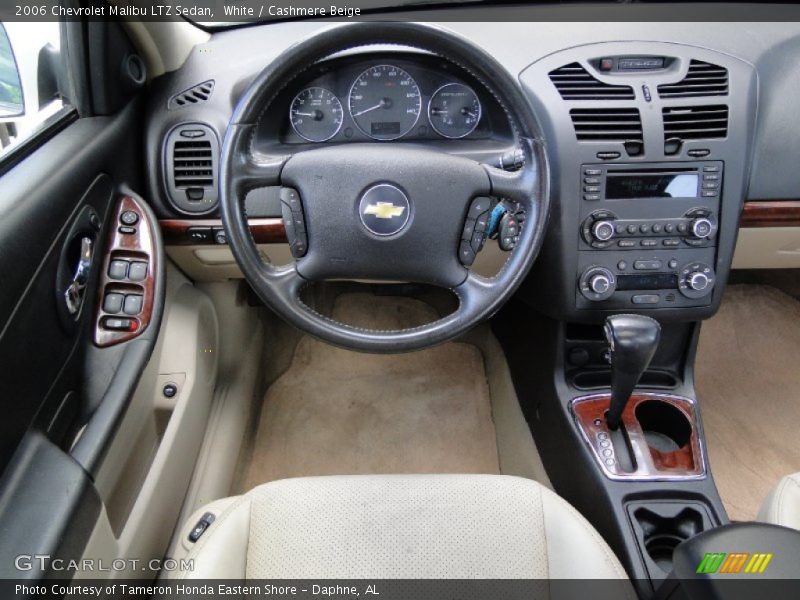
[
  {"xmin": 570, "ymin": 108, "xmax": 643, "ymax": 155},
  {"xmin": 164, "ymin": 123, "xmax": 219, "ymax": 214},
  {"xmin": 168, "ymin": 80, "xmax": 215, "ymax": 109},
  {"xmin": 657, "ymin": 61, "xmax": 728, "ymax": 98},
  {"xmin": 549, "ymin": 63, "xmax": 635, "ymax": 100}
]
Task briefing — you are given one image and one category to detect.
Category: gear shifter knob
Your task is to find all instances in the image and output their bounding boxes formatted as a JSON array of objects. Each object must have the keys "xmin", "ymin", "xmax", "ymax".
[{"xmin": 604, "ymin": 314, "xmax": 661, "ymax": 430}]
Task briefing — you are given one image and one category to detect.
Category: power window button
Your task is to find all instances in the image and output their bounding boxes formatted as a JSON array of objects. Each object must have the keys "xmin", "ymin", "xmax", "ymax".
[
  {"xmin": 128, "ymin": 261, "xmax": 148, "ymax": 282},
  {"xmin": 103, "ymin": 293, "xmax": 124, "ymax": 314},
  {"xmin": 108, "ymin": 260, "xmax": 129, "ymax": 280},
  {"xmin": 123, "ymin": 295, "xmax": 144, "ymax": 315}
]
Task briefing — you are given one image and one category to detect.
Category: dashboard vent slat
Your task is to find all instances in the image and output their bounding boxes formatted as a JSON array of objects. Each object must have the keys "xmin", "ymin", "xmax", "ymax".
[
  {"xmin": 168, "ymin": 80, "xmax": 215, "ymax": 110},
  {"xmin": 570, "ymin": 108, "xmax": 643, "ymax": 144},
  {"xmin": 657, "ymin": 60, "xmax": 728, "ymax": 98},
  {"xmin": 663, "ymin": 105, "xmax": 729, "ymax": 141},
  {"xmin": 549, "ymin": 63, "xmax": 635, "ymax": 100}
]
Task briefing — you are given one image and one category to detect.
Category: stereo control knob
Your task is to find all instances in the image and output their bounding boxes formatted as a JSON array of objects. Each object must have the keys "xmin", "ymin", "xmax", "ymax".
[
  {"xmin": 592, "ymin": 221, "xmax": 615, "ymax": 242},
  {"xmin": 688, "ymin": 272, "xmax": 710, "ymax": 292},
  {"xmin": 579, "ymin": 266, "xmax": 617, "ymax": 302},
  {"xmin": 690, "ymin": 217, "xmax": 714, "ymax": 239}
]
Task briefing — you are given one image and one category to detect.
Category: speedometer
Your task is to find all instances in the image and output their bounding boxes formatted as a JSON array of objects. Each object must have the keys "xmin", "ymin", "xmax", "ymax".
[{"xmin": 348, "ymin": 65, "xmax": 422, "ymax": 140}]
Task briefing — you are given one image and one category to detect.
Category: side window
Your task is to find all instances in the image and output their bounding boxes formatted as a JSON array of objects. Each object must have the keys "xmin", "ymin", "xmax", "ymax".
[{"xmin": 0, "ymin": 22, "xmax": 73, "ymax": 159}]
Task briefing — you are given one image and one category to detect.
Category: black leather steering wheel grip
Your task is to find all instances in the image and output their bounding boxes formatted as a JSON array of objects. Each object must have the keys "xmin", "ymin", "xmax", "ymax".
[{"xmin": 219, "ymin": 23, "xmax": 550, "ymax": 353}]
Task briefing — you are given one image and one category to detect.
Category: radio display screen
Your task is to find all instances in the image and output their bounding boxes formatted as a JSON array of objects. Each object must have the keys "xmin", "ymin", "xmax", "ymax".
[{"xmin": 606, "ymin": 173, "xmax": 699, "ymax": 199}]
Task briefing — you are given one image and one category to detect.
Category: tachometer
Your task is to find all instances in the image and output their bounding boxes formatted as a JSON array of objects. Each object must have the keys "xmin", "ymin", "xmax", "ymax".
[
  {"xmin": 349, "ymin": 65, "xmax": 422, "ymax": 140},
  {"xmin": 428, "ymin": 83, "xmax": 482, "ymax": 139},
  {"xmin": 289, "ymin": 87, "xmax": 344, "ymax": 142}
]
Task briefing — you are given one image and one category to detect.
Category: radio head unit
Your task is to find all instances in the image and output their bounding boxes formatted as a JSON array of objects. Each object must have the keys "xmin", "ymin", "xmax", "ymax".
[{"xmin": 576, "ymin": 161, "xmax": 722, "ymax": 310}]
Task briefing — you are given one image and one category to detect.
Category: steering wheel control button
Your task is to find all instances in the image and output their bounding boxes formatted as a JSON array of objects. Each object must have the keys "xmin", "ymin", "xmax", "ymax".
[
  {"xmin": 103, "ymin": 293, "xmax": 124, "ymax": 314},
  {"xmin": 459, "ymin": 241, "xmax": 476, "ymax": 266},
  {"xmin": 468, "ymin": 196, "xmax": 492, "ymax": 220},
  {"xmin": 280, "ymin": 187, "xmax": 303, "ymax": 213},
  {"xmin": 120, "ymin": 210, "xmax": 139, "ymax": 226},
  {"xmin": 123, "ymin": 295, "xmax": 144, "ymax": 316},
  {"xmin": 279, "ymin": 187, "xmax": 309, "ymax": 258},
  {"xmin": 128, "ymin": 261, "xmax": 148, "ymax": 282},
  {"xmin": 461, "ymin": 218, "xmax": 476, "ymax": 240},
  {"xmin": 108, "ymin": 260, "xmax": 129, "ymax": 280},
  {"xmin": 358, "ymin": 183, "xmax": 410, "ymax": 236}
]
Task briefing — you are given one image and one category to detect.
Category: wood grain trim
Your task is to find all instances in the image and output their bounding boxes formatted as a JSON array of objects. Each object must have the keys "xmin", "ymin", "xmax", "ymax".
[
  {"xmin": 159, "ymin": 218, "xmax": 286, "ymax": 245},
  {"xmin": 740, "ymin": 201, "xmax": 800, "ymax": 228},
  {"xmin": 571, "ymin": 393, "xmax": 705, "ymax": 480},
  {"xmin": 94, "ymin": 196, "xmax": 158, "ymax": 347}
]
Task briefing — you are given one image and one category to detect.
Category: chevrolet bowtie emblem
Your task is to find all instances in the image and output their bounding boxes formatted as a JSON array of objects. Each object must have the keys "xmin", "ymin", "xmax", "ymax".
[{"xmin": 363, "ymin": 202, "xmax": 406, "ymax": 219}]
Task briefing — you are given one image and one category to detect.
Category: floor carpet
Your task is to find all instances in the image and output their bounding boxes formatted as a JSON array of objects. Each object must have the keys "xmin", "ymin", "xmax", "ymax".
[
  {"xmin": 696, "ymin": 284, "xmax": 800, "ymax": 521},
  {"xmin": 239, "ymin": 293, "xmax": 500, "ymax": 491}
]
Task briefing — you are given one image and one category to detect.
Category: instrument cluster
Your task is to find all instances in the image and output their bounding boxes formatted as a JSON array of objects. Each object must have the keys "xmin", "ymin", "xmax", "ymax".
[{"xmin": 274, "ymin": 55, "xmax": 496, "ymax": 145}]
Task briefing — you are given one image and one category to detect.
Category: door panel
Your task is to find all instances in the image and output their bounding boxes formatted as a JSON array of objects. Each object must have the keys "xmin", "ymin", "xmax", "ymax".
[{"xmin": 0, "ymin": 98, "xmax": 155, "ymax": 578}]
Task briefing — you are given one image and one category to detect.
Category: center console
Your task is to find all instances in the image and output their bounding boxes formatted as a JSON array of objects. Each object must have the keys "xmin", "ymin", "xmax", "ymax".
[{"xmin": 500, "ymin": 41, "xmax": 761, "ymax": 599}]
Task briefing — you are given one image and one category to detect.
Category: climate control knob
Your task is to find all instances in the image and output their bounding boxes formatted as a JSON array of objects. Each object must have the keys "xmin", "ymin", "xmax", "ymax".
[
  {"xmin": 590, "ymin": 273, "xmax": 612, "ymax": 294},
  {"xmin": 592, "ymin": 220, "xmax": 616, "ymax": 242},
  {"xmin": 688, "ymin": 272, "xmax": 710, "ymax": 292},
  {"xmin": 679, "ymin": 262, "xmax": 715, "ymax": 299},
  {"xmin": 690, "ymin": 217, "xmax": 714, "ymax": 239},
  {"xmin": 579, "ymin": 266, "xmax": 617, "ymax": 302}
]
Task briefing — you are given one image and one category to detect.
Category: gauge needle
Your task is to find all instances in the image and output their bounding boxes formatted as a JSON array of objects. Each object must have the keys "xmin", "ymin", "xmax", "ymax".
[
  {"xmin": 294, "ymin": 110, "xmax": 324, "ymax": 121},
  {"xmin": 352, "ymin": 100, "xmax": 387, "ymax": 117}
]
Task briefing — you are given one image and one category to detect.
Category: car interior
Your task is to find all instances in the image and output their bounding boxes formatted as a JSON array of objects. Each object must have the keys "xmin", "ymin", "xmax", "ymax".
[{"xmin": 2, "ymin": 6, "xmax": 800, "ymax": 598}]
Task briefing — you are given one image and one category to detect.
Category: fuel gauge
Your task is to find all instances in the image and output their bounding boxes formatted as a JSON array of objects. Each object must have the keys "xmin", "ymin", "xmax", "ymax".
[{"xmin": 428, "ymin": 83, "xmax": 482, "ymax": 139}]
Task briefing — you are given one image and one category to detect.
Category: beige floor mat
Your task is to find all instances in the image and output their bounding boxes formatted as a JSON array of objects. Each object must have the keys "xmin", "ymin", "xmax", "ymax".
[
  {"xmin": 696, "ymin": 284, "xmax": 800, "ymax": 521},
  {"xmin": 239, "ymin": 293, "xmax": 500, "ymax": 491}
]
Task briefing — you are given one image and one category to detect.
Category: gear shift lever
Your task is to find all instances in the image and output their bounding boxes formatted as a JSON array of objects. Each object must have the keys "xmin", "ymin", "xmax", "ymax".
[{"xmin": 604, "ymin": 314, "xmax": 661, "ymax": 430}]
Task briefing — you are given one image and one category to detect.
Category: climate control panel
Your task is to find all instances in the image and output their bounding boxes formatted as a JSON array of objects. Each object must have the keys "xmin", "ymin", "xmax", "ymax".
[{"xmin": 577, "ymin": 250, "xmax": 716, "ymax": 309}]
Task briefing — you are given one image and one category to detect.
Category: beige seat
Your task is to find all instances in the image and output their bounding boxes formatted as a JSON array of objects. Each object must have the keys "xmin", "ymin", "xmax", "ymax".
[
  {"xmin": 759, "ymin": 472, "xmax": 800, "ymax": 530},
  {"xmin": 167, "ymin": 474, "xmax": 632, "ymax": 587}
]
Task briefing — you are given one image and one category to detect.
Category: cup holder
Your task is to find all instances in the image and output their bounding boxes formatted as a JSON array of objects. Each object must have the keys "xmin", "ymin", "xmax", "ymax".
[
  {"xmin": 635, "ymin": 399, "xmax": 692, "ymax": 453},
  {"xmin": 632, "ymin": 504, "xmax": 707, "ymax": 575}
]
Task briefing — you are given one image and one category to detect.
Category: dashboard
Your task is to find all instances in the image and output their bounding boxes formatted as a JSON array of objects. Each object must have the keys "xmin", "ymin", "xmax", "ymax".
[{"xmin": 144, "ymin": 19, "xmax": 800, "ymax": 323}]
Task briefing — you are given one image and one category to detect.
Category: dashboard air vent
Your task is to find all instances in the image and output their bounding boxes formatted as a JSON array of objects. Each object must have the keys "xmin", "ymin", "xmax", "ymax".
[
  {"xmin": 570, "ymin": 108, "xmax": 643, "ymax": 155},
  {"xmin": 549, "ymin": 63, "xmax": 635, "ymax": 100},
  {"xmin": 663, "ymin": 105, "xmax": 728, "ymax": 141},
  {"xmin": 168, "ymin": 80, "xmax": 215, "ymax": 109},
  {"xmin": 164, "ymin": 123, "xmax": 219, "ymax": 214},
  {"xmin": 657, "ymin": 61, "xmax": 728, "ymax": 98}
]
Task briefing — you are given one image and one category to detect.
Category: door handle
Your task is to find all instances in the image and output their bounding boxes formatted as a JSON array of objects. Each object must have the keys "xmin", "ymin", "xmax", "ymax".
[{"xmin": 64, "ymin": 236, "xmax": 93, "ymax": 315}]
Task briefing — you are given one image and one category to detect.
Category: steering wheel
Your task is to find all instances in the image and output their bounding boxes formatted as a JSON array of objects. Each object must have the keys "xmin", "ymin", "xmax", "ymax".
[{"xmin": 220, "ymin": 23, "xmax": 549, "ymax": 353}]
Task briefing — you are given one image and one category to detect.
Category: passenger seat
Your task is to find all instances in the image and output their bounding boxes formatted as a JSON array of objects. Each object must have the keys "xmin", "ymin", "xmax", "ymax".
[{"xmin": 759, "ymin": 472, "xmax": 800, "ymax": 530}]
